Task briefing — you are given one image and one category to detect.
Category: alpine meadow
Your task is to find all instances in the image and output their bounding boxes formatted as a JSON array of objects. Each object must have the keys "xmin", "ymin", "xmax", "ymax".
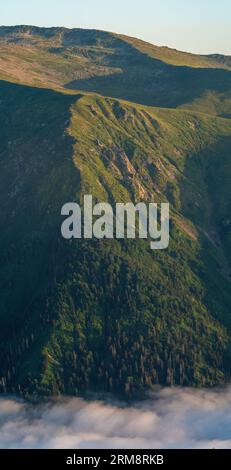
[{"xmin": 1, "ymin": 25, "xmax": 231, "ymax": 399}]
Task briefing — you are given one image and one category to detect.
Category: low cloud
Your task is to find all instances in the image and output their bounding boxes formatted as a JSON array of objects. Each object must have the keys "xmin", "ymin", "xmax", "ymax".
[{"xmin": 1, "ymin": 387, "xmax": 231, "ymax": 449}]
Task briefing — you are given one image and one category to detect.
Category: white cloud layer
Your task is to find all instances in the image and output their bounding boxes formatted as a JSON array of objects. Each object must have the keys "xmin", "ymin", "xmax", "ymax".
[{"xmin": 1, "ymin": 387, "xmax": 231, "ymax": 449}]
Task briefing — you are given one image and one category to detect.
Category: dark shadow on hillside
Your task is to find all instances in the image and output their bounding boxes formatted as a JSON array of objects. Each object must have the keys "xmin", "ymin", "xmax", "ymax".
[
  {"xmin": 0, "ymin": 79, "xmax": 82, "ymax": 332},
  {"xmin": 179, "ymin": 135, "xmax": 231, "ymax": 333},
  {"xmin": 63, "ymin": 32, "xmax": 231, "ymax": 109}
]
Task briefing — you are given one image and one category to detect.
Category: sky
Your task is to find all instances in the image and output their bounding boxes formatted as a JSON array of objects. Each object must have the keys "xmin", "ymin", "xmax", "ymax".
[{"xmin": 1, "ymin": 0, "xmax": 231, "ymax": 55}]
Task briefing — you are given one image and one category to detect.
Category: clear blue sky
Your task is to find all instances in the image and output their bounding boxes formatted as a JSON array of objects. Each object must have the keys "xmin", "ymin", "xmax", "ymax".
[{"xmin": 1, "ymin": 0, "xmax": 231, "ymax": 55}]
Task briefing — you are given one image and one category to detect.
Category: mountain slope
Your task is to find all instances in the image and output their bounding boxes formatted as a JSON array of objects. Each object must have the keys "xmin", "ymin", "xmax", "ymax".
[
  {"xmin": 0, "ymin": 27, "xmax": 231, "ymax": 398},
  {"xmin": 0, "ymin": 26, "xmax": 231, "ymax": 115}
]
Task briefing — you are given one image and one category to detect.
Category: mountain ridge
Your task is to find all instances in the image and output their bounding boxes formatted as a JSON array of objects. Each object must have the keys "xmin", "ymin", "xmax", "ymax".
[
  {"xmin": 0, "ymin": 27, "xmax": 231, "ymax": 398},
  {"xmin": 1, "ymin": 25, "xmax": 231, "ymax": 117},
  {"xmin": 1, "ymin": 25, "xmax": 230, "ymax": 67}
]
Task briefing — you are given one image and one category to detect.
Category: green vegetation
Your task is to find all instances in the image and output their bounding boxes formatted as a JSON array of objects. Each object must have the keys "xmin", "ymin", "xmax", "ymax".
[{"xmin": 0, "ymin": 27, "xmax": 231, "ymax": 398}]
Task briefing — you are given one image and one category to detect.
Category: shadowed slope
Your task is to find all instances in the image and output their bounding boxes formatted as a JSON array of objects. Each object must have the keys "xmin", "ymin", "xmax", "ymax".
[
  {"xmin": 0, "ymin": 79, "xmax": 231, "ymax": 397},
  {"xmin": 0, "ymin": 26, "xmax": 231, "ymax": 115}
]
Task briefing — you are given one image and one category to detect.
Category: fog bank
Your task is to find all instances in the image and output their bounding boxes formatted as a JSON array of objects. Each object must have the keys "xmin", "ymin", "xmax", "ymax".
[{"xmin": 1, "ymin": 387, "xmax": 231, "ymax": 449}]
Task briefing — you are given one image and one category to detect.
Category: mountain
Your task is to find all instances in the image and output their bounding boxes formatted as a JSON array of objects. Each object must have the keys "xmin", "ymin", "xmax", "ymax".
[
  {"xmin": 0, "ymin": 26, "xmax": 231, "ymax": 398},
  {"xmin": 1, "ymin": 25, "xmax": 231, "ymax": 114}
]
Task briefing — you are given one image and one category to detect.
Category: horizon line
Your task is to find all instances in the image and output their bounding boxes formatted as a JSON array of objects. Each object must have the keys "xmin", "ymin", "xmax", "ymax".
[{"xmin": 0, "ymin": 23, "xmax": 230, "ymax": 58}]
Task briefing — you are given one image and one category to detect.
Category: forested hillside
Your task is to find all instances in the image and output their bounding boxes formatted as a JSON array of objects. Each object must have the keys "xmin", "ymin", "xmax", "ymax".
[{"xmin": 0, "ymin": 27, "xmax": 231, "ymax": 398}]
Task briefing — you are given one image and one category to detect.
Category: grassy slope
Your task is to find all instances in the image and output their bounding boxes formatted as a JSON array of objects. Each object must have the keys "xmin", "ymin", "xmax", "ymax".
[
  {"xmin": 0, "ymin": 80, "xmax": 231, "ymax": 397},
  {"xmin": 119, "ymin": 34, "xmax": 231, "ymax": 69},
  {"xmin": 0, "ymin": 27, "xmax": 231, "ymax": 397},
  {"xmin": 1, "ymin": 26, "xmax": 231, "ymax": 115}
]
